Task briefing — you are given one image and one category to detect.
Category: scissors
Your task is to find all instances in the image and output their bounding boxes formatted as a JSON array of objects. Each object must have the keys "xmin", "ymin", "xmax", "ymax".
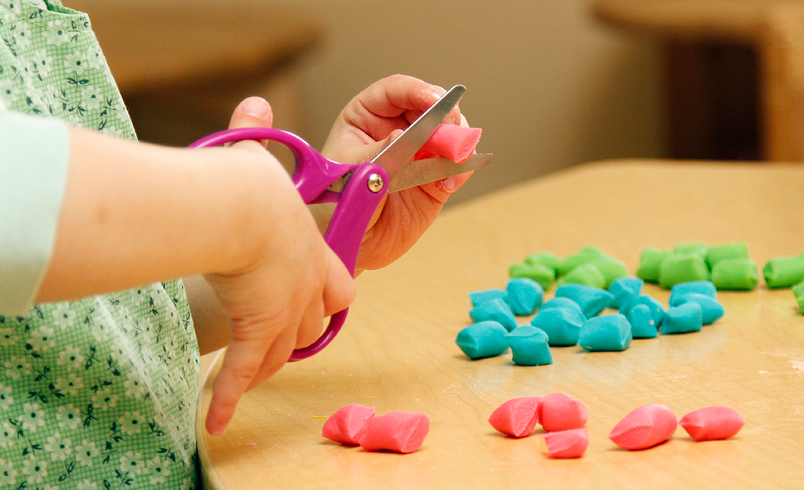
[{"xmin": 189, "ymin": 85, "xmax": 492, "ymax": 361}]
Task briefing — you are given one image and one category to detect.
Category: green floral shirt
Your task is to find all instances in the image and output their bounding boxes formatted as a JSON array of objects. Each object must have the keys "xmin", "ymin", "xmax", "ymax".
[{"xmin": 0, "ymin": 1, "xmax": 200, "ymax": 488}]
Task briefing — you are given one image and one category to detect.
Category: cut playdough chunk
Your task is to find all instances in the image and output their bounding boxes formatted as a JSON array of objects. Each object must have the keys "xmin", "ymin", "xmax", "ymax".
[
  {"xmin": 590, "ymin": 256, "xmax": 629, "ymax": 289},
  {"xmin": 679, "ymin": 406, "xmax": 745, "ymax": 442},
  {"xmin": 619, "ymin": 294, "xmax": 665, "ymax": 328},
  {"xmin": 413, "ymin": 124, "xmax": 482, "ymax": 163},
  {"xmin": 505, "ymin": 278, "xmax": 544, "ymax": 316},
  {"xmin": 669, "ymin": 292, "xmax": 724, "ymax": 325},
  {"xmin": 661, "ymin": 302, "xmax": 703, "ymax": 334},
  {"xmin": 558, "ymin": 263, "xmax": 607, "ymax": 289},
  {"xmin": 469, "ymin": 288, "xmax": 507, "ymax": 307},
  {"xmin": 608, "ymin": 276, "xmax": 644, "ymax": 310},
  {"xmin": 578, "ymin": 314, "xmax": 632, "ymax": 352},
  {"xmin": 530, "ymin": 307, "xmax": 586, "ymax": 347},
  {"xmin": 609, "ymin": 404, "xmax": 678, "ymax": 450},
  {"xmin": 555, "ymin": 283, "xmax": 614, "ymax": 318},
  {"xmin": 525, "ymin": 251, "xmax": 562, "ymax": 274},
  {"xmin": 627, "ymin": 303, "xmax": 658, "ymax": 339},
  {"xmin": 706, "ymin": 241, "xmax": 749, "ymax": 270},
  {"xmin": 469, "ymin": 298, "xmax": 518, "ymax": 332},
  {"xmin": 540, "ymin": 428, "xmax": 589, "ymax": 459},
  {"xmin": 505, "ymin": 326, "xmax": 553, "ymax": 366},
  {"xmin": 358, "ymin": 411, "xmax": 430, "ymax": 454},
  {"xmin": 509, "ymin": 261, "xmax": 555, "ymax": 290},
  {"xmin": 322, "ymin": 404, "xmax": 376, "ymax": 445},
  {"xmin": 636, "ymin": 247, "xmax": 673, "ymax": 283},
  {"xmin": 794, "ymin": 281, "xmax": 804, "ymax": 314},
  {"xmin": 764, "ymin": 255, "xmax": 804, "ymax": 288},
  {"xmin": 538, "ymin": 393, "xmax": 588, "ymax": 432},
  {"xmin": 675, "ymin": 242, "xmax": 709, "ymax": 259},
  {"xmin": 456, "ymin": 321, "xmax": 509, "ymax": 360},
  {"xmin": 711, "ymin": 258, "xmax": 759, "ymax": 290},
  {"xmin": 488, "ymin": 396, "xmax": 542, "ymax": 438},
  {"xmin": 558, "ymin": 246, "xmax": 607, "ymax": 276},
  {"xmin": 658, "ymin": 254, "xmax": 710, "ymax": 289},
  {"xmin": 539, "ymin": 297, "xmax": 585, "ymax": 317},
  {"xmin": 669, "ymin": 280, "xmax": 717, "ymax": 303}
]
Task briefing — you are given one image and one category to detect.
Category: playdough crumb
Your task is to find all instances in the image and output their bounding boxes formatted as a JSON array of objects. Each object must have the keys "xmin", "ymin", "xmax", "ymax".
[
  {"xmin": 539, "ymin": 393, "xmax": 588, "ymax": 432},
  {"xmin": 322, "ymin": 404, "xmax": 376, "ymax": 445},
  {"xmin": 608, "ymin": 404, "xmax": 677, "ymax": 450},
  {"xmin": 488, "ymin": 396, "xmax": 542, "ymax": 438},
  {"xmin": 679, "ymin": 406, "xmax": 745, "ymax": 441},
  {"xmin": 539, "ymin": 428, "xmax": 589, "ymax": 459},
  {"xmin": 358, "ymin": 411, "xmax": 430, "ymax": 454}
]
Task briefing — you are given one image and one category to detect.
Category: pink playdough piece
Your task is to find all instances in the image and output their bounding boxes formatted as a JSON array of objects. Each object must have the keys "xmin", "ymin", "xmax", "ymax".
[
  {"xmin": 413, "ymin": 124, "xmax": 482, "ymax": 163},
  {"xmin": 358, "ymin": 411, "xmax": 430, "ymax": 454},
  {"xmin": 541, "ymin": 428, "xmax": 589, "ymax": 459},
  {"xmin": 679, "ymin": 406, "xmax": 746, "ymax": 442},
  {"xmin": 488, "ymin": 397, "xmax": 542, "ymax": 438},
  {"xmin": 609, "ymin": 404, "xmax": 678, "ymax": 450},
  {"xmin": 538, "ymin": 393, "xmax": 588, "ymax": 432},
  {"xmin": 322, "ymin": 404, "xmax": 376, "ymax": 445}
]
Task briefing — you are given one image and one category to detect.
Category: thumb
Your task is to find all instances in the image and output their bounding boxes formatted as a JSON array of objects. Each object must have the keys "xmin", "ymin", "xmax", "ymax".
[{"xmin": 228, "ymin": 96, "xmax": 274, "ymax": 152}]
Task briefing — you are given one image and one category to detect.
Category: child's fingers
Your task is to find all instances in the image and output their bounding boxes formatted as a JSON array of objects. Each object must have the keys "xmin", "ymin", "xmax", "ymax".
[{"xmin": 228, "ymin": 96, "xmax": 274, "ymax": 152}]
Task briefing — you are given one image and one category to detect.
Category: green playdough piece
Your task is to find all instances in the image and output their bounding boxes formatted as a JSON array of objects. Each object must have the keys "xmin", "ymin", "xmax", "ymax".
[
  {"xmin": 763, "ymin": 255, "xmax": 804, "ymax": 288},
  {"xmin": 469, "ymin": 298, "xmax": 518, "ymax": 331},
  {"xmin": 558, "ymin": 263, "xmax": 607, "ymax": 289},
  {"xmin": 706, "ymin": 242, "xmax": 749, "ymax": 270},
  {"xmin": 793, "ymin": 281, "xmax": 804, "ymax": 314},
  {"xmin": 558, "ymin": 246, "xmax": 606, "ymax": 277},
  {"xmin": 658, "ymin": 254, "xmax": 710, "ymax": 289},
  {"xmin": 711, "ymin": 258, "xmax": 759, "ymax": 290},
  {"xmin": 456, "ymin": 321, "xmax": 510, "ymax": 359},
  {"xmin": 675, "ymin": 242, "xmax": 709, "ymax": 259},
  {"xmin": 590, "ymin": 256, "xmax": 629, "ymax": 289},
  {"xmin": 505, "ymin": 326, "xmax": 553, "ymax": 366},
  {"xmin": 578, "ymin": 314, "xmax": 632, "ymax": 352},
  {"xmin": 636, "ymin": 247, "xmax": 673, "ymax": 283},
  {"xmin": 524, "ymin": 252, "xmax": 562, "ymax": 275},
  {"xmin": 509, "ymin": 262, "xmax": 555, "ymax": 290}
]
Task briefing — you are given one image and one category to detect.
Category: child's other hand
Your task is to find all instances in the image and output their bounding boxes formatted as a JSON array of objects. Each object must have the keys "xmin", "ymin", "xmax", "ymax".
[
  {"xmin": 320, "ymin": 75, "xmax": 474, "ymax": 273},
  {"xmin": 203, "ymin": 97, "xmax": 355, "ymax": 437}
]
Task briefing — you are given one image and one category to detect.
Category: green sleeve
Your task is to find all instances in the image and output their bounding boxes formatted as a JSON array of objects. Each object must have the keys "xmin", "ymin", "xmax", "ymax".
[{"xmin": 0, "ymin": 110, "xmax": 69, "ymax": 316}]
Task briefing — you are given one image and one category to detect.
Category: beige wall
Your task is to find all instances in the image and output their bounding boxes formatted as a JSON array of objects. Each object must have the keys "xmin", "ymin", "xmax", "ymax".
[{"xmin": 287, "ymin": 0, "xmax": 668, "ymax": 205}]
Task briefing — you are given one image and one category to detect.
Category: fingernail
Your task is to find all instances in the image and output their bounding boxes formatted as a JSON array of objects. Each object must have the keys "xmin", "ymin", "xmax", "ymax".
[
  {"xmin": 241, "ymin": 97, "xmax": 270, "ymax": 118},
  {"xmin": 438, "ymin": 177, "xmax": 457, "ymax": 193}
]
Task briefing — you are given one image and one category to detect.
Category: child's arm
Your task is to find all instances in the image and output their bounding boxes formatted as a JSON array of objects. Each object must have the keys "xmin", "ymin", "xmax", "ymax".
[{"xmin": 34, "ymin": 122, "xmax": 355, "ymax": 437}]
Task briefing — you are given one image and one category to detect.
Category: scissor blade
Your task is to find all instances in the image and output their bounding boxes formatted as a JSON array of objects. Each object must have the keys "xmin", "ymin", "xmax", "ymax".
[
  {"xmin": 388, "ymin": 153, "xmax": 493, "ymax": 193},
  {"xmin": 370, "ymin": 84, "xmax": 466, "ymax": 181}
]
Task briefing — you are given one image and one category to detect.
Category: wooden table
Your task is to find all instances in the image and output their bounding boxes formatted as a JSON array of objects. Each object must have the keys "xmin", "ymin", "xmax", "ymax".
[{"xmin": 197, "ymin": 160, "xmax": 804, "ymax": 489}]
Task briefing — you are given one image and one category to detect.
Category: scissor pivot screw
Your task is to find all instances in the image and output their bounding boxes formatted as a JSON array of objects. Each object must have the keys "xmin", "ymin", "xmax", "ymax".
[{"xmin": 367, "ymin": 173, "xmax": 385, "ymax": 193}]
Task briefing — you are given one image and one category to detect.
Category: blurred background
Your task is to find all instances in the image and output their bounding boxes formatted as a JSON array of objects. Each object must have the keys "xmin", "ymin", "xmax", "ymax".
[{"xmin": 69, "ymin": 0, "xmax": 799, "ymax": 206}]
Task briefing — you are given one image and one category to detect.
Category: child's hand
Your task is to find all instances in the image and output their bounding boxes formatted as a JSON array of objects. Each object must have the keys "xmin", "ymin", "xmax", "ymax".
[
  {"xmin": 320, "ymin": 75, "xmax": 475, "ymax": 273},
  {"xmin": 203, "ymin": 97, "xmax": 355, "ymax": 437}
]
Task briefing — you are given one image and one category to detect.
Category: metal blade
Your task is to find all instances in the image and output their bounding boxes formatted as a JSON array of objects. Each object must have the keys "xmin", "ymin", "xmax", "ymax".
[
  {"xmin": 388, "ymin": 153, "xmax": 493, "ymax": 193},
  {"xmin": 370, "ymin": 84, "xmax": 466, "ymax": 181}
]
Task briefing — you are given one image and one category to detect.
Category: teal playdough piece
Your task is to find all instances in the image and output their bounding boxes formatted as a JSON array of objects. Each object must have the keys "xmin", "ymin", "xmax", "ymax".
[
  {"xmin": 558, "ymin": 263, "xmax": 607, "ymax": 289},
  {"xmin": 627, "ymin": 303, "xmax": 658, "ymax": 338},
  {"xmin": 711, "ymin": 258, "xmax": 759, "ymax": 290},
  {"xmin": 539, "ymin": 297, "xmax": 585, "ymax": 317},
  {"xmin": 669, "ymin": 281, "xmax": 717, "ymax": 303},
  {"xmin": 578, "ymin": 314, "xmax": 632, "ymax": 351},
  {"xmin": 608, "ymin": 276, "xmax": 644, "ymax": 309},
  {"xmin": 469, "ymin": 288, "xmax": 507, "ymax": 307},
  {"xmin": 558, "ymin": 245, "xmax": 606, "ymax": 276},
  {"xmin": 636, "ymin": 247, "xmax": 673, "ymax": 283},
  {"xmin": 763, "ymin": 255, "xmax": 804, "ymax": 288},
  {"xmin": 661, "ymin": 302, "xmax": 703, "ymax": 334},
  {"xmin": 706, "ymin": 241, "xmax": 749, "ymax": 270},
  {"xmin": 470, "ymin": 298, "xmax": 518, "ymax": 332},
  {"xmin": 658, "ymin": 254, "xmax": 710, "ymax": 289},
  {"xmin": 591, "ymin": 256, "xmax": 629, "ymax": 289},
  {"xmin": 530, "ymin": 307, "xmax": 586, "ymax": 347},
  {"xmin": 456, "ymin": 321, "xmax": 510, "ymax": 360},
  {"xmin": 669, "ymin": 292, "xmax": 724, "ymax": 325},
  {"xmin": 525, "ymin": 251, "xmax": 562, "ymax": 275},
  {"xmin": 555, "ymin": 283, "xmax": 614, "ymax": 318},
  {"xmin": 505, "ymin": 278, "xmax": 544, "ymax": 316},
  {"xmin": 505, "ymin": 326, "xmax": 553, "ymax": 366},
  {"xmin": 619, "ymin": 293, "xmax": 665, "ymax": 328},
  {"xmin": 509, "ymin": 262, "xmax": 555, "ymax": 290},
  {"xmin": 794, "ymin": 281, "xmax": 804, "ymax": 314}
]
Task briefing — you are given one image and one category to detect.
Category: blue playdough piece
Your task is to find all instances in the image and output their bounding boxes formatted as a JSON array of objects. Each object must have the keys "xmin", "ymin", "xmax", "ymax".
[
  {"xmin": 608, "ymin": 276, "xmax": 644, "ymax": 309},
  {"xmin": 627, "ymin": 303, "xmax": 658, "ymax": 338},
  {"xmin": 578, "ymin": 314, "xmax": 632, "ymax": 351},
  {"xmin": 470, "ymin": 298, "xmax": 518, "ymax": 332},
  {"xmin": 468, "ymin": 288, "xmax": 507, "ymax": 307},
  {"xmin": 455, "ymin": 321, "xmax": 510, "ymax": 360},
  {"xmin": 539, "ymin": 297, "xmax": 585, "ymax": 318},
  {"xmin": 669, "ymin": 281, "xmax": 717, "ymax": 304},
  {"xmin": 530, "ymin": 307, "xmax": 586, "ymax": 346},
  {"xmin": 619, "ymin": 293, "xmax": 666, "ymax": 328},
  {"xmin": 505, "ymin": 326, "xmax": 553, "ymax": 366},
  {"xmin": 555, "ymin": 283, "xmax": 614, "ymax": 318},
  {"xmin": 505, "ymin": 278, "xmax": 544, "ymax": 316},
  {"xmin": 669, "ymin": 292, "xmax": 724, "ymax": 325},
  {"xmin": 661, "ymin": 302, "xmax": 703, "ymax": 334}
]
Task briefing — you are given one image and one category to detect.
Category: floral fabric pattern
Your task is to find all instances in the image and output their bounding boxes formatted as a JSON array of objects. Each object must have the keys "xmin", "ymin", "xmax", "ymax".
[{"xmin": 0, "ymin": 0, "xmax": 200, "ymax": 488}]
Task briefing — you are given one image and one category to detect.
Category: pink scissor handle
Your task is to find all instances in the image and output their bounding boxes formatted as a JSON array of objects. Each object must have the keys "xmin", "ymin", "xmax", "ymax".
[{"xmin": 189, "ymin": 128, "xmax": 389, "ymax": 360}]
